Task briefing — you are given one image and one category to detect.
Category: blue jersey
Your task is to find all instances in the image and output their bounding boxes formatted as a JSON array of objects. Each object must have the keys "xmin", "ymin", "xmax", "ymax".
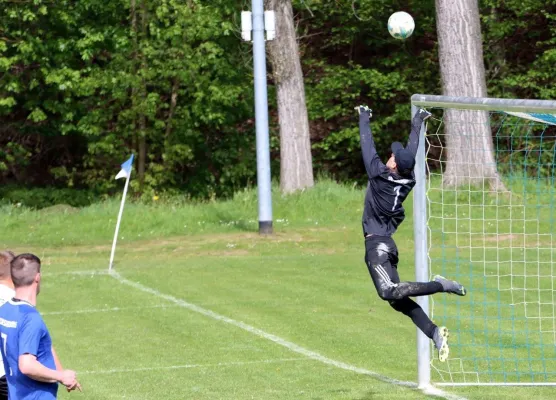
[{"xmin": 0, "ymin": 299, "xmax": 58, "ymax": 400}]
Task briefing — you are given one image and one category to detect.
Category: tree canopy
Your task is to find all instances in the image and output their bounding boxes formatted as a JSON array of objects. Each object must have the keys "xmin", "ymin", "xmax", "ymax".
[{"xmin": 0, "ymin": 0, "xmax": 553, "ymax": 202}]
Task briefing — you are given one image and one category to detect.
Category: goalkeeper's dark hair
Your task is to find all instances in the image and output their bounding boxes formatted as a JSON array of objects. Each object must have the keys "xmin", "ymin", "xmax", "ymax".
[
  {"xmin": 11, "ymin": 253, "xmax": 41, "ymax": 288},
  {"xmin": 398, "ymin": 168, "xmax": 413, "ymax": 178},
  {"xmin": 0, "ymin": 251, "xmax": 15, "ymax": 281}
]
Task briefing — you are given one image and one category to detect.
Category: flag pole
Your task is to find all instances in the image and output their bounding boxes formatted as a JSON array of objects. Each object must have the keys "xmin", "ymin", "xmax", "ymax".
[{"xmin": 109, "ymin": 160, "xmax": 132, "ymax": 272}]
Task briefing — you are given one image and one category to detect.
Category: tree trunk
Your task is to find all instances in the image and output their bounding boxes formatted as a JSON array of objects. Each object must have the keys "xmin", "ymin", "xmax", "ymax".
[
  {"xmin": 165, "ymin": 79, "xmax": 179, "ymax": 140},
  {"xmin": 264, "ymin": 0, "xmax": 314, "ymax": 194},
  {"xmin": 436, "ymin": 0, "xmax": 506, "ymax": 191}
]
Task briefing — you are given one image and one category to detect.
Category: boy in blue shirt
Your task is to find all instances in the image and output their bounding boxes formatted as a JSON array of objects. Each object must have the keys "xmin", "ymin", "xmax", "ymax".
[
  {"xmin": 0, "ymin": 251, "xmax": 16, "ymax": 400},
  {"xmin": 0, "ymin": 254, "xmax": 81, "ymax": 399}
]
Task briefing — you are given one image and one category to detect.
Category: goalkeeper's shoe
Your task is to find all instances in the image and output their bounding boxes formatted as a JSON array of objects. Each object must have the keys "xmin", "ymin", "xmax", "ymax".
[
  {"xmin": 417, "ymin": 108, "xmax": 432, "ymax": 120},
  {"xmin": 434, "ymin": 275, "xmax": 467, "ymax": 296},
  {"xmin": 433, "ymin": 326, "xmax": 450, "ymax": 362},
  {"xmin": 355, "ymin": 105, "xmax": 372, "ymax": 117}
]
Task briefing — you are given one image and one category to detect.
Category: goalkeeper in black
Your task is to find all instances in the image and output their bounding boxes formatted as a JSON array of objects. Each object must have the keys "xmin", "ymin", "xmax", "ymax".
[{"xmin": 356, "ymin": 105, "xmax": 466, "ymax": 362}]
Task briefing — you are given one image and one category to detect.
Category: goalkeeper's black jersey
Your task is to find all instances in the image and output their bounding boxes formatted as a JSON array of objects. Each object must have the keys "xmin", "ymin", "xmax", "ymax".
[
  {"xmin": 362, "ymin": 169, "xmax": 415, "ymax": 236},
  {"xmin": 358, "ymin": 111, "xmax": 422, "ymax": 237}
]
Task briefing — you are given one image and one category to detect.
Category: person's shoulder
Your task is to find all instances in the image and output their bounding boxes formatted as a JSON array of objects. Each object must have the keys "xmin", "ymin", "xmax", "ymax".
[
  {"xmin": 19, "ymin": 307, "xmax": 46, "ymax": 332},
  {"xmin": 6, "ymin": 300, "xmax": 41, "ymax": 321},
  {"xmin": 0, "ymin": 299, "xmax": 37, "ymax": 330},
  {"xmin": 20, "ymin": 304, "xmax": 41, "ymax": 318}
]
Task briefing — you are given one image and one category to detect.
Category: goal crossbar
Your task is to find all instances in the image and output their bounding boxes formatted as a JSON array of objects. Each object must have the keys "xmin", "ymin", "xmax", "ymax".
[{"xmin": 412, "ymin": 94, "xmax": 556, "ymax": 113}]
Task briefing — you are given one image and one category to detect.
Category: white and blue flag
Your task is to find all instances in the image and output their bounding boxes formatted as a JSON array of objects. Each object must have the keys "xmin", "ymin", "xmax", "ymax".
[
  {"xmin": 115, "ymin": 154, "xmax": 134, "ymax": 180},
  {"xmin": 110, "ymin": 153, "xmax": 134, "ymax": 271}
]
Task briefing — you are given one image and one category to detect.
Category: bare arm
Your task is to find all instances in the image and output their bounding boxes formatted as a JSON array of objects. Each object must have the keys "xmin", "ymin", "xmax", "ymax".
[
  {"xmin": 50, "ymin": 346, "xmax": 82, "ymax": 392},
  {"xmin": 51, "ymin": 346, "xmax": 62, "ymax": 371},
  {"xmin": 19, "ymin": 354, "xmax": 79, "ymax": 391},
  {"xmin": 19, "ymin": 354, "xmax": 62, "ymax": 383},
  {"xmin": 17, "ymin": 313, "xmax": 79, "ymax": 390}
]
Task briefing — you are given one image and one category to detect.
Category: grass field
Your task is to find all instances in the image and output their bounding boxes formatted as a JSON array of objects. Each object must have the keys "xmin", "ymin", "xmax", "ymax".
[{"xmin": 0, "ymin": 180, "xmax": 555, "ymax": 399}]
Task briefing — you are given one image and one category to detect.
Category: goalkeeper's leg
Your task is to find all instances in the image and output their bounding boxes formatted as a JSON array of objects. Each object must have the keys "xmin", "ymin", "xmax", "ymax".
[
  {"xmin": 364, "ymin": 237, "xmax": 467, "ymax": 298},
  {"xmin": 389, "ymin": 297, "xmax": 436, "ymax": 338},
  {"xmin": 364, "ymin": 236, "xmax": 456, "ymax": 361},
  {"xmin": 365, "ymin": 236, "xmax": 444, "ymax": 299},
  {"xmin": 368, "ymin": 271, "xmax": 451, "ymax": 362}
]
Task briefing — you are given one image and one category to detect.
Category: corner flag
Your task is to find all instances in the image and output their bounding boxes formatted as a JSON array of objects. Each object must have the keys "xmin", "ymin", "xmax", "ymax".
[
  {"xmin": 115, "ymin": 154, "xmax": 134, "ymax": 180},
  {"xmin": 109, "ymin": 154, "xmax": 134, "ymax": 272}
]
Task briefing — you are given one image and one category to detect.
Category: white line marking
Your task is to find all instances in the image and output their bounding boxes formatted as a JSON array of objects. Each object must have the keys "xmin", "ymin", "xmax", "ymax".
[
  {"xmin": 45, "ymin": 270, "xmax": 108, "ymax": 277},
  {"xmin": 42, "ymin": 304, "xmax": 177, "ymax": 316},
  {"xmin": 110, "ymin": 271, "xmax": 467, "ymax": 400},
  {"xmin": 82, "ymin": 358, "xmax": 308, "ymax": 375}
]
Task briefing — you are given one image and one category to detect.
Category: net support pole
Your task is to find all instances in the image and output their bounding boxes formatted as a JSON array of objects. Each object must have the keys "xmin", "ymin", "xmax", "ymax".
[{"xmin": 412, "ymin": 104, "xmax": 431, "ymax": 388}]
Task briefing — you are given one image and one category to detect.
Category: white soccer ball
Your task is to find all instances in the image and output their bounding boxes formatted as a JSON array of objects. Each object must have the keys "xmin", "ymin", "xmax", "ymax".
[{"xmin": 388, "ymin": 11, "xmax": 415, "ymax": 40}]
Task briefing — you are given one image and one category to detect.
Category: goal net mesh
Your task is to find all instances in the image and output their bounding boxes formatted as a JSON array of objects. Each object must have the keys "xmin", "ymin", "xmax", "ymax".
[{"xmin": 424, "ymin": 108, "xmax": 556, "ymax": 384}]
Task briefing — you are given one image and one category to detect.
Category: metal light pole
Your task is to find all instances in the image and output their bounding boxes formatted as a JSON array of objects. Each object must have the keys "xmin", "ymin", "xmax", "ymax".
[{"xmin": 249, "ymin": 1, "xmax": 273, "ymax": 234}]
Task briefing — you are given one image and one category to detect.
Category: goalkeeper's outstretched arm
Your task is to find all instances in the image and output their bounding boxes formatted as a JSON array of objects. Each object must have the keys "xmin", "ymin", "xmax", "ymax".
[
  {"xmin": 405, "ymin": 109, "xmax": 431, "ymax": 156},
  {"xmin": 357, "ymin": 106, "xmax": 385, "ymax": 178}
]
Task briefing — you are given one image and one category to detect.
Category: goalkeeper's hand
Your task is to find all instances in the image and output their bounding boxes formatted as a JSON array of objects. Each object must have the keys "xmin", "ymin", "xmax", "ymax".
[{"xmin": 355, "ymin": 105, "xmax": 372, "ymax": 118}]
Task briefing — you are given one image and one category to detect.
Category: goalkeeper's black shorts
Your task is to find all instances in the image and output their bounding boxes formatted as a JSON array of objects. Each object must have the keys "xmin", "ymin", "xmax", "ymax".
[{"xmin": 0, "ymin": 375, "xmax": 8, "ymax": 400}]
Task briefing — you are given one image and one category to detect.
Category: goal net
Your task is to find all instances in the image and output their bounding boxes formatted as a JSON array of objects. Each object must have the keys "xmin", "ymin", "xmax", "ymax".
[{"xmin": 411, "ymin": 95, "xmax": 556, "ymax": 386}]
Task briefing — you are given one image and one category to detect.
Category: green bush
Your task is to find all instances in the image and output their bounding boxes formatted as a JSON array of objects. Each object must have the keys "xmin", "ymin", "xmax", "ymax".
[{"xmin": 0, "ymin": 186, "xmax": 98, "ymax": 209}]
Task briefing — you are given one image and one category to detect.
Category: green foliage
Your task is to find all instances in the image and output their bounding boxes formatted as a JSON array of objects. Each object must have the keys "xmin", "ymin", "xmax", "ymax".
[
  {"xmin": 492, "ymin": 115, "xmax": 556, "ymax": 179},
  {"xmin": 305, "ymin": 61, "xmax": 411, "ymax": 180},
  {"xmin": 0, "ymin": 186, "xmax": 98, "ymax": 209},
  {"xmin": 0, "ymin": 142, "xmax": 31, "ymax": 174},
  {"xmin": 0, "ymin": 0, "xmax": 255, "ymax": 198},
  {"xmin": 481, "ymin": 0, "xmax": 556, "ymax": 98},
  {"xmin": 0, "ymin": 0, "xmax": 554, "ymax": 202},
  {"xmin": 290, "ymin": 0, "xmax": 439, "ymax": 180}
]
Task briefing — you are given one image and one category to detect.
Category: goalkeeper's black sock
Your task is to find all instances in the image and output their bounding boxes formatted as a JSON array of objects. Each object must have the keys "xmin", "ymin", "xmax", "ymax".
[{"xmin": 388, "ymin": 297, "xmax": 437, "ymax": 339}]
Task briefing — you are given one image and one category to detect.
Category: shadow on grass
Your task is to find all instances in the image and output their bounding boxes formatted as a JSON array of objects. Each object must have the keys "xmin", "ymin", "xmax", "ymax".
[{"xmin": 351, "ymin": 389, "xmax": 378, "ymax": 399}]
